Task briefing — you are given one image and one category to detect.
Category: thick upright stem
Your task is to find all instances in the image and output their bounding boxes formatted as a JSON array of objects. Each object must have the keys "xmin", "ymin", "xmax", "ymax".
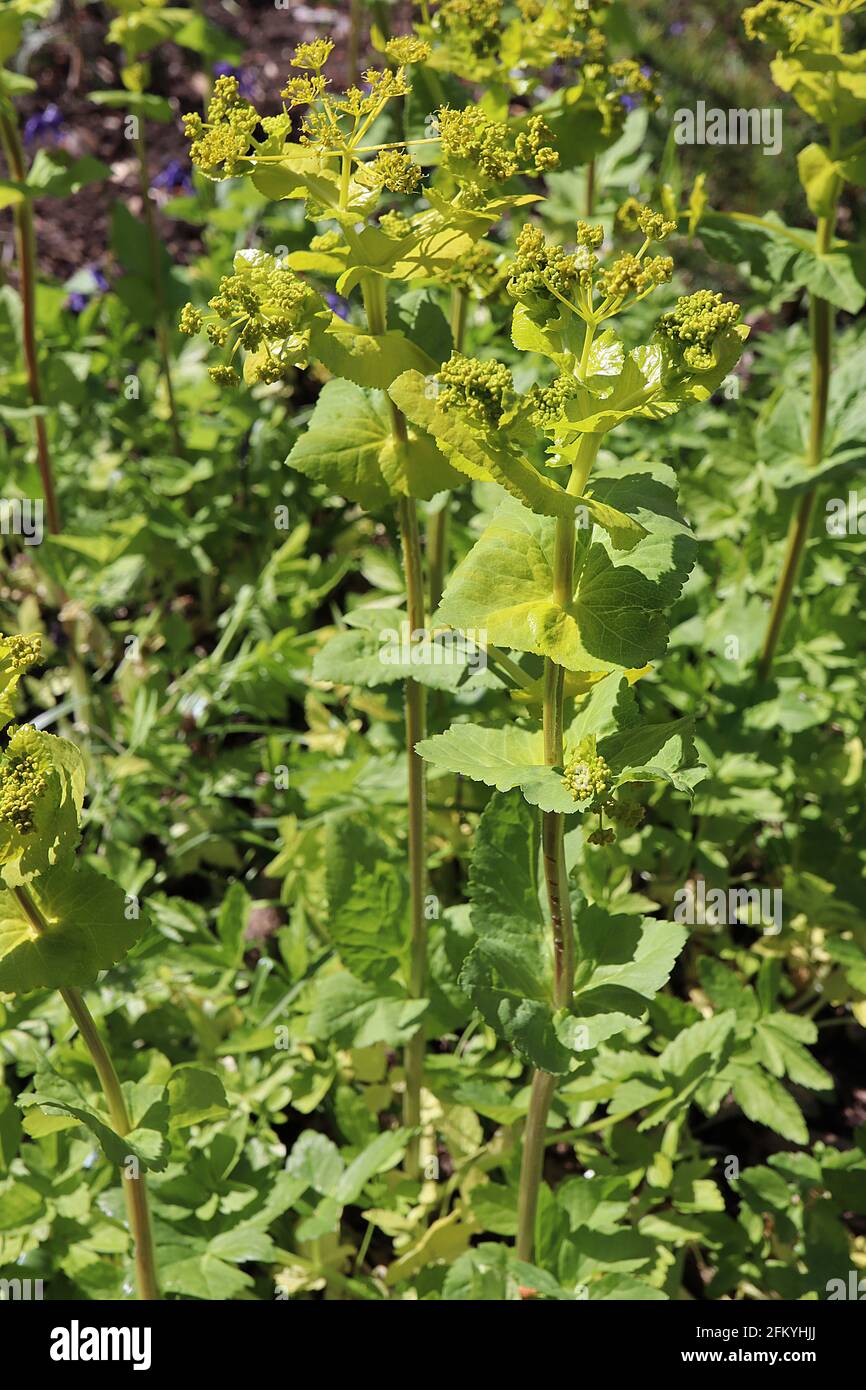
[
  {"xmin": 13, "ymin": 886, "xmax": 160, "ymax": 1300},
  {"xmin": 426, "ymin": 288, "xmax": 467, "ymax": 610},
  {"xmin": 516, "ymin": 439, "xmax": 600, "ymax": 1261},
  {"xmin": 0, "ymin": 110, "xmax": 61, "ymax": 532},
  {"xmin": 362, "ymin": 275, "xmax": 428, "ymax": 1178},
  {"xmin": 757, "ymin": 212, "xmax": 836, "ymax": 679},
  {"xmin": 134, "ymin": 128, "xmax": 183, "ymax": 455}
]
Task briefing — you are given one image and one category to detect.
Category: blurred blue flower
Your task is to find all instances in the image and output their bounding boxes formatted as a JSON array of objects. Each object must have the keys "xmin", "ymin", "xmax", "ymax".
[
  {"xmin": 620, "ymin": 94, "xmax": 640, "ymax": 112},
  {"xmin": 325, "ymin": 292, "xmax": 349, "ymax": 320},
  {"xmin": 152, "ymin": 158, "xmax": 193, "ymax": 195},
  {"xmin": 22, "ymin": 103, "xmax": 65, "ymax": 146},
  {"xmin": 669, "ymin": 21, "xmax": 686, "ymax": 36},
  {"xmin": 65, "ymin": 265, "xmax": 109, "ymax": 314},
  {"xmin": 213, "ymin": 62, "xmax": 255, "ymax": 100}
]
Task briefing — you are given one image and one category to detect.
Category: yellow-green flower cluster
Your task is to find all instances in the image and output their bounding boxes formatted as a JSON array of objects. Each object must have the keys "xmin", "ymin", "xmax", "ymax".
[
  {"xmin": 385, "ymin": 35, "xmax": 431, "ymax": 65},
  {"xmin": 506, "ymin": 223, "xmax": 583, "ymax": 308},
  {"xmin": 183, "ymin": 75, "xmax": 259, "ymax": 176},
  {"xmin": 443, "ymin": 238, "xmax": 501, "ymax": 295},
  {"xmin": 379, "ymin": 209, "xmax": 413, "ymax": 239},
  {"xmin": 359, "ymin": 149, "xmax": 423, "ymax": 194},
  {"xmin": 0, "ymin": 731, "xmax": 46, "ymax": 835},
  {"xmin": 0, "ymin": 633, "xmax": 41, "ymax": 677},
  {"xmin": 179, "ymin": 253, "xmax": 322, "ymax": 388},
  {"xmin": 528, "ymin": 375, "xmax": 577, "ymax": 428},
  {"xmin": 742, "ymin": 0, "xmax": 819, "ymax": 50},
  {"xmin": 595, "ymin": 251, "xmax": 673, "ymax": 302},
  {"xmin": 657, "ymin": 290, "xmax": 743, "ymax": 371},
  {"xmin": 432, "ymin": 0, "xmax": 503, "ymax": 60},
  {"xmin": 562, "ymin": 742, "xmax": 611, "ymax": 803},
  {"xmin": 437, "ymin": 107, "xmax": 558, "ymax": 190},
  {"xmin": 437, "ymin": 351, "xmax": 515, "ymax": 429}
]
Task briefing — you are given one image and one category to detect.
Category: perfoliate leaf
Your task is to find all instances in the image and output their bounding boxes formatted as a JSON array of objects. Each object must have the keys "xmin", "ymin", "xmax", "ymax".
[
  {"xmin": 0, "ymin": 861, "xmax": 146, "ymax": 993},
  {"xmin": 286, "ymin": 379, "xmax": 460, "ymax": 510},
  {"xmin": 462, "ymin": 794, "xmax": 687, "ymax": 1072},
  {"xmin": 21, "ymin": 1066, "xmax": 169, "ymax": 1171},
  {"xmin": 435, "ymin": 496, "xmax": 690, "ymax": 675},
  {"xmin": 389, "ymin": 370, "xmax": 579, "ymax": 518},
  {"xmin": 0, "ymin": 726, "xmax": 85, "ymax": 886}
]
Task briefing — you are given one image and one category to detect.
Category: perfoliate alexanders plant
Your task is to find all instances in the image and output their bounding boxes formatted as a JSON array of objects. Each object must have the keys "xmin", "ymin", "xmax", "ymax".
[
  {"xmin": 697, "ymin": 0, "xmax": 866, "ymax": 678},
  {"xmin": 389, "ymin": 213, "xmax": 747, "ymax": 1258},
  {"xmin": 177, "ymin": 40, "xmax": 559, "ymax": 1180},
  {"xmin": 0, "ymin": 634, "xmax": 158, "ymax": 1298}
]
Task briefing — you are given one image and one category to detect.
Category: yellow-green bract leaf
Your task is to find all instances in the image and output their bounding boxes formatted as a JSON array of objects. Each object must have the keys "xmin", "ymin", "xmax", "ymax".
[
  {"xmin": 286, "ymin": 379, "xmax": 460, "ymax": 510},
  {"xmin": 336, "ymin": 224, "xmax": 479, "ymax": 297},
  {"xmin": 462, "ymin": 794, "xmax": 687, "ymax": 1071},
  {"xmin": 435, "ymin": 496, "xmax": 687, "ymax": 674},
  {"xmin": 310, "ymin": 316, "xmax": 436, "ymax": 391},
  {"xmin": 389, "ymin": 370, "xmax": 578, "ymax": 518},
  {"xmin": 0, "ymin": 726, "xmax": 84, "ymax": 885},
  {"xmin": 797, "ymin": 143, "xmax": 841, "ymax": 218},
  {"xmin": 0, "ymin": 633, "xmax": 40, "ymax": 731},
  {"xmin": 0, "ymin": 861, "xmax": 146, "ymax": 993}
]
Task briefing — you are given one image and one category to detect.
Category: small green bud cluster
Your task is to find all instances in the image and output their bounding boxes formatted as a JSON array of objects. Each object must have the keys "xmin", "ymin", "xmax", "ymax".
[
  {"xmin": 379, "ymin": 209, "xmax": 413, "ymax": 239},
  {"xmin": 577, "ymin": 221, "xmax": 605, "ymax": 251},
  {"xmin": 656, "ymin": 290, "xmax": 742, "ymax": 370},
  {"xmin": 528, "ymin": 375, "xmax": 577, "ymax": 428},
  {"xmin": 437, "ymin": 107, "xmax": 558, "ymax": 189},
  {"xmin": 637, "ymin": 208, "xmax": 677, "ymax": 241},
  {"xmin": 183, "ymin": 75, "xmax": 259, "ymax": 176},
  {"xmin": 507, "ymin": 223, "xmax": 582, "ymax": 308},
  {"xmin": 442, "ymin": 238, "xmax": 501, "ymax": 295},
  {"xmin": 562, "ymin": 741, "xmax": 611, "ymax": 803},
  {"xmin": 608, "ymin": 59, "xmax": 660, "ymax": 110},
  {"xmin": 179, "ymin": 252, "xmax": 322, "ymax": 388},
  {"xmin": 0, "ymin": 733, "xmax": 46, "ymax": 835},
  {"xmin": 596, "ymin": 251, "xmax": 673, "ymax": 302},
  {"xmin": 1, "ymin": 633, "xmax": 41, "ymax": 676},
  {"xmin": 359, "ymin": 149, "xmax": 423, "ymax": 195},
  {"xmin": 437, "ymin": 352, "xmax": 515, "ymax": 429}
]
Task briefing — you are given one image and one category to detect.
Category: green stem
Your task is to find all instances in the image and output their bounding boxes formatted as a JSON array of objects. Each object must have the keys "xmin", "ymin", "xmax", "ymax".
[
  {"xmin": 516, "ymin": 437, "xmax": 599, "ymax": 1262},
  {"xmin": 12, "ymin": 886, "xmax": 160, "ymax": 1300},
  {"xmin": 0, "ymin": 109, "xmax": 61, "ymax": 533},
  {"xmin": 426, "ymin": 289, "xmax": 466, "ymax": 611},
  {"xmin": 134, "ymin": 126, "xmax": 183, "ymax": 456},
  {"xmin": 757, "ymin": 210, "xmax": 836, "ymax": 680},
  {"xmin": 362, "ymin": 274, "xmax": 428, "ymax": 1179}
]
